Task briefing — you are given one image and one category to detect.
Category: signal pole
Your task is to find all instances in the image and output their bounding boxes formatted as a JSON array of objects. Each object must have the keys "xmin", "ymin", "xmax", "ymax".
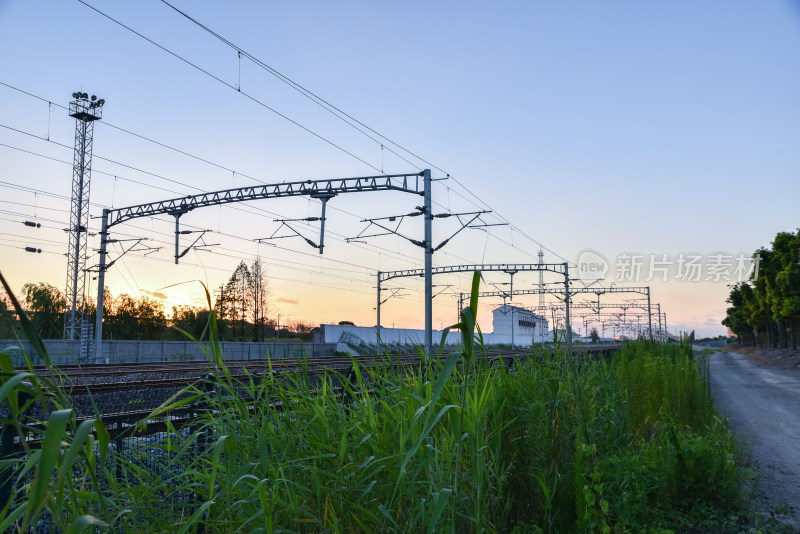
[{"xmin": 64, "ymin": 92, "xmax": 104, "ymax": 358}]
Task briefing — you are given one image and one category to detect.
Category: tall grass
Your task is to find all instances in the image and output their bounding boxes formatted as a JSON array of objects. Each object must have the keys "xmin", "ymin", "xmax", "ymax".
[{"xmin": 0, "ymin": 271, "xmax": 746, "ymax": 533}]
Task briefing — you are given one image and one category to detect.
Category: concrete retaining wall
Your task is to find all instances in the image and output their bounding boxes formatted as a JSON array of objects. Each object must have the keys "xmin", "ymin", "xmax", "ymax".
[{"xmin": 0, "ymin": 339, "xmax": 338, "ymax": 366}]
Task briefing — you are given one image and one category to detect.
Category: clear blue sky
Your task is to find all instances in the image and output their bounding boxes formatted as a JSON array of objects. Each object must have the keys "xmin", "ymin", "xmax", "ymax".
[{"xmin": 1, "ymin": 0, "xmax": 798, "ymax": 337}]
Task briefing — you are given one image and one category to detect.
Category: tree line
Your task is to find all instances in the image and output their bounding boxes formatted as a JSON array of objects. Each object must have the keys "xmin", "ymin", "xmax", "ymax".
[
  {"xmin": 722, "ymin": 229, "xmax": 800, "ymax": 349},
  {"xmin": 0, "ymin": 258, "xmax": 316, "ymax": 342}
]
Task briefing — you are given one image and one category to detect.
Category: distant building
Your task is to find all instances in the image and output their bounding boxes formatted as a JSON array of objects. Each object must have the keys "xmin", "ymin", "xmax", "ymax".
[
  {"xmin": 491, "ymin": 304, "xmax": 549, "ymax": 346},
  {"xmin": 316, "ymin": 303, "xmax": 550, "ymax": 349}
]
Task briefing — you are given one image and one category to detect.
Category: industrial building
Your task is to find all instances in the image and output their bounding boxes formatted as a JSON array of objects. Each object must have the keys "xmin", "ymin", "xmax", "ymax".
[
  {"xmin": 316, "ymin": 303, "xmax": 550, "ymax": 351},
  {"xmin": 490, "ymin": 304, "xmax": 549, "ymax": 346}
]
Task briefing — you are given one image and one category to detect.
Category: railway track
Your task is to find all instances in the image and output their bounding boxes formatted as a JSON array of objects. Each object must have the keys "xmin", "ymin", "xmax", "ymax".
[{"xmin": 6, "ymin": 344, "xmax": 621, "ymax": 422}]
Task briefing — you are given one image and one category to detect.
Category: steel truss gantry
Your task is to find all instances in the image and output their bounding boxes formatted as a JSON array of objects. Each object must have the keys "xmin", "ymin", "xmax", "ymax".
[
  {"xmin": 456, "ymin": 285, "xmax": 655, "ymax": 341},
  {"xmin": 94, "ymin": 171, "xmax": 429, "ymax": 363},
  {"xmin": 377, "ymin": 262, "xmax": 573, "ymax": 350}
]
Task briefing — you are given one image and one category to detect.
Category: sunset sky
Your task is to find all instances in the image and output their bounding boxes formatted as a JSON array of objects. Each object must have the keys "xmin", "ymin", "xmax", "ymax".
[{"xmin": 1, "ymin": 1, "xmax": 798, "ymax": 338}]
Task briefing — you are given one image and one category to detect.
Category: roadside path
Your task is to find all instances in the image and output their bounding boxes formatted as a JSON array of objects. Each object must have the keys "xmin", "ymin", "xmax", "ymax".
[{"xmin": 707, "ymin": 349, "xmax": 800, "ymax": 525}]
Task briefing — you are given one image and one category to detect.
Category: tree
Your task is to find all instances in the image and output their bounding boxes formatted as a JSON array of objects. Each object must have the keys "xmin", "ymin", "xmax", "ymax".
[
  {"xmin": 338, "ymin": 320, "xmax": 355, "ymax": 326},
  {"xmin": 105, "ymin": 293, "xmax": 167, "ymax": 339},
  {"xmin": 589, "ymin": 327, "xmax": 600, "ymax": 343},
  {"xmin": 249, "ymin": 258, "xmax": 271, "ymax": 342},
  {"xmin": 722, "ymin": 283, "xmax": 756, "ymax": 346},
  {"xmin": 21, "ymin": 282, "xmax": 65, "ymax": 338},
  {"xmin": 722, "ymin": 229, "xmax": 800, "ymax": 349},
  {"xmin": 170, "ymin": 305, "xmax": 211, "ymax": 340},
  {"xmin": 223, "ymin": 261, "xmax": 252, "ymax": 340},
  {"xmin": 0, "ymin": 287, "xmax": 21, "ymax": 338}
]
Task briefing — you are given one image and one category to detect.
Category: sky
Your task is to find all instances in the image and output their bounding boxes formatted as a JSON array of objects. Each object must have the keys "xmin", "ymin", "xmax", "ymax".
[{"xmin": 1, "ymin": 0, "xmax": 798, "ymax": 338}]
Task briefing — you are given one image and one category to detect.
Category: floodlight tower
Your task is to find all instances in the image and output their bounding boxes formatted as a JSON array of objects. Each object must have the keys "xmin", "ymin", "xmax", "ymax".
[{"xmin": 64, "ymin": 91, "xmax": 105, "ymax": 345}]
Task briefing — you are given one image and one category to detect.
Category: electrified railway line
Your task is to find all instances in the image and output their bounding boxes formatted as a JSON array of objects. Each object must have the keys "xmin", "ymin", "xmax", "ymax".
[
  {"xmin": 4, "ymin": 345, "xmax": 622, "ymax": 445},
  {"xmin": 27, "ymin": 345, "xmax": 620, "ymax": 390}
]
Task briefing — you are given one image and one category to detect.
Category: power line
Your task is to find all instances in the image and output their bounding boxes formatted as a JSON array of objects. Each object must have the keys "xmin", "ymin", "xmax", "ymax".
[
  {"xmin": 75, "ymin": 0, "xmax": 382, "ymax": 173},
  {"xmin": 0, "ymin": 138, "xmax": 468, "ymax": 272},
  {"xmin": 0, "ymin": 187, "xmax": 414, "ymax": 278},
  {"xmin": 66, "ymin": 4, "xmax": 564, "ymax": 264},
  {"xmin": 155, "ymin": 1, "xmax": 570, "ymax": 265},
  {"xmin": 0, "ymin": 242, "xmax": 62, "ymax": 256},
  {"xmin": 159, "ymin": 0, "xmax": 423, "ymax": 172},
  {"xmin": 0, "ymin": 232, "xmax": 66, "ymax": 247},
  {"xmin": 0, "ymin": 134, "xmax": 431, "ymax": 267},
  {"xmin": 0, "ymin": 82, "xmax": 527, "ymax": 267}
]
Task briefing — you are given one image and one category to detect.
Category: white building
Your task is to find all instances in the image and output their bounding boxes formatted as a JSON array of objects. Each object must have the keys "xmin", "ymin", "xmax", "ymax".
[
  {"xmin": 490, "ymin": 304, "xmax": 549, "ymax": 346},
  {"xmin": 316, "ymin": 304, "xmax": 550, "ymax": 350}
]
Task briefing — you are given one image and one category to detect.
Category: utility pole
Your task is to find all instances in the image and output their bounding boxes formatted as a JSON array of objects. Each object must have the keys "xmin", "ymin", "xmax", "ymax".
[
  {"xmin": 423, "ymin": 169, "xmax": 433, "ymax": 354},
  {"xmin": 94, "ymin": 209, "xmax": 109, "ymax": 362},
  {"xmin": 376, "ymin": 271, "xmax": 381, "ymax": 346},
  {"xmin": 647, "ymin": 287, "xmax": 653, "ymax": 340},
  {"xmin": 657, "ymin": 303, "xmax": 662, "ymax": 341},
  {"xmin": 537, "ymin": 249, "xmax": 545, "ymax": 309},
  {"xmin": 564, "ymin": 262, "xmax": 572, "ymax": 353},
  {"xmin": 65, "ymin": 91, "xmax": 104, "ymax": 359},
  {"xmin": 510, "ymin": 305, "xmax": 515, "ymax": 348}
]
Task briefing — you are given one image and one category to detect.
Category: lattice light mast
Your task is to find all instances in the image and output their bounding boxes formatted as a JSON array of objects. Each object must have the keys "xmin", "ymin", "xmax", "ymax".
[{"xmin": 64, "ymin": 91, "xmax": 105, "ymax": 340}]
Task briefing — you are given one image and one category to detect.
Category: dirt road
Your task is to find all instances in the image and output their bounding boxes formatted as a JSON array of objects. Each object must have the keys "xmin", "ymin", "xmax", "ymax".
[{"xmin": 707, "ymin": 348, "xmax": 800, "ymax": 523}]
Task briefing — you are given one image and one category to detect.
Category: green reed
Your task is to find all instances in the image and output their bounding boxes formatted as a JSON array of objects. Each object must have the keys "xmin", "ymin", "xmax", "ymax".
[{"xmin": 0, "ymin": 271, "xmax": 747, "ymax": 533}]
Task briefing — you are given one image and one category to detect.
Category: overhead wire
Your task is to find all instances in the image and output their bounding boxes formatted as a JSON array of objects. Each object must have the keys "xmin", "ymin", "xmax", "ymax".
[
  {"xmin": 0, "ymin": 82, "xmax": 513, "ymax": 268},
  {"xmin": 156, "ymin": 0, "xmax": 570, "ymax": 265},
  {"xmin": 0, "ymin": 185, "xmax": 410, "ymax": 281},
  {"xmin": 75, "ymin": 0, "xmax": 381, "ymax": 173},
  {"xmin": 0, "ymin": 131, "xmax": 433, "ymax": 267},
  {"xmin": 0, "ymin": 192, "xmax": 405, "ymax": 286},
  {"xmin": 2, "ymin": 64, "xmax": 567, "ymax": 325},
  {"xmin": 65, "ymin": 3, "xmax": 566, "ymax": 264}
]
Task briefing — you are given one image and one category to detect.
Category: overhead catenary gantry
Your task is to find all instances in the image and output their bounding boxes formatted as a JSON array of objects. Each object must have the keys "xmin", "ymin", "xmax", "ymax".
[
  {"xmin": 93, "ymin": 171, "xmax": 432, "ymax": 363},
  {"xmin": 572, "ymin": 310, "xmax": 653, "ymax": 340},
  {"xmin": 377, "ymin": 262, "xmax": 574, "ymax": 351},
  {"xmin": 455, "ymin": 285, "xmax": 655, "ymax": 341}
]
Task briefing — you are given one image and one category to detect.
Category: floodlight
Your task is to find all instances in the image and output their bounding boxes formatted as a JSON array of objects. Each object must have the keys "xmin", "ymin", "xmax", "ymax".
[
  {"xmin": 91, "ymin": 95, "xmax": 97, "ymax": 101},
  {"xmin": 72, "ymin": 92, "xmax": 78, "ymax": 98},
  {"xmin": 97, "ymin": 99, "xmax": 105, "ymax": 106}
]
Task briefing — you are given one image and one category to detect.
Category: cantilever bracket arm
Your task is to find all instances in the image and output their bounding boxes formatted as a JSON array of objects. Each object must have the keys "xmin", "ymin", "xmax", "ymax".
[
  {"xmin": 177, "ymin": 230, "xmax": 217, "ymax": 260},
  {"xmin": 347, "ymin": 212, "xmax": 422, "ymax": 247},
  {"xmin": 261, "ymin": 220, "xmax": 320, "ymax": 251},
  {"xmin": 379, "ymin": 287, "xmax": 406, "ymax": 305},
  {"xmin": 105, "ymin": 238, "xmax": 147, "ymax": 270},
  {"xmin": 433, "ymin": 210, "xmax": 492, "ymax": 252},
  {"xmin": 432, "ymin": 284, "xmax": 453, "ymax": 299}
]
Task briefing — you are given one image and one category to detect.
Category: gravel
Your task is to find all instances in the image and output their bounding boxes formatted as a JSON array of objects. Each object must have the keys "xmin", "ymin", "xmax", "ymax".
[{"xmin": 705, "ymin": 346, "xmax": 800, "ymax": 531}]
